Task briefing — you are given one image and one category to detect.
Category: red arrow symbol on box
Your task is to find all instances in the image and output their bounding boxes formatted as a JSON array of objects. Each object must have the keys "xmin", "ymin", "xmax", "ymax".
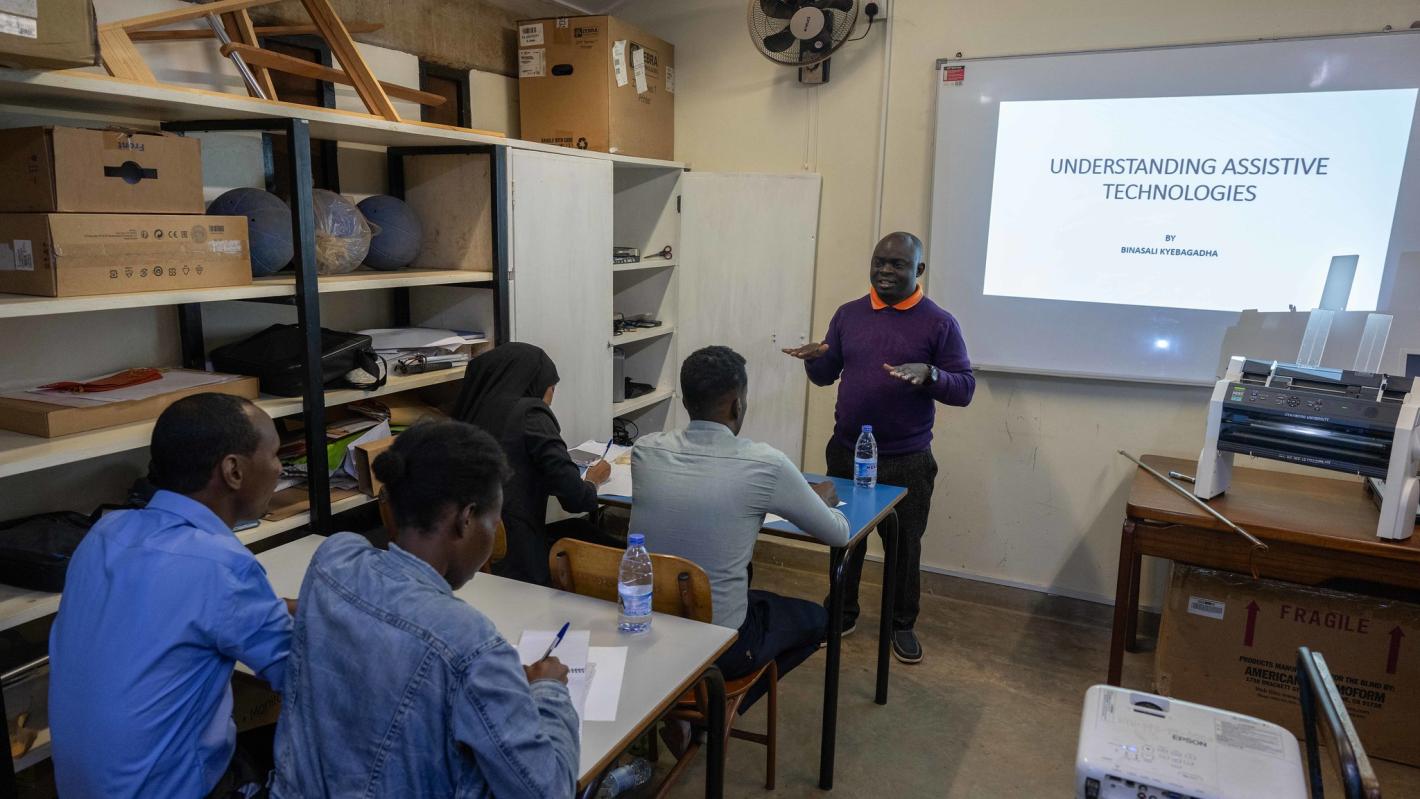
[
  {"xmin": 1387, "ymin": 626, "xmax": 1405, "ymax": 675},
  {"xmin": 1243, "ymin": 601, "xmax": 1260, "ymax": 647}
]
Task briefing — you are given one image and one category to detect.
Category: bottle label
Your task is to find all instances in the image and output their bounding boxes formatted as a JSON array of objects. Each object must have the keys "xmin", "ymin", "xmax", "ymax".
[
  {"xmin": 855, "ymin": 459, "xmax": 877, "ymax": 481},
  {"xmin": 619, "ymin": 584, "xmax": 652, "ymax": 617}
]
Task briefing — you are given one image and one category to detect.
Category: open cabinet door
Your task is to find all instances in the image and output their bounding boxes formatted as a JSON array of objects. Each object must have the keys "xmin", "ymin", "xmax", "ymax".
[
  {"xmin": 508, "ymin": 149, "xmax": 614, "ymax": 448},
  {"xmin": 679, "ymin": 172, "xmax": 822, "ymax": 465}
]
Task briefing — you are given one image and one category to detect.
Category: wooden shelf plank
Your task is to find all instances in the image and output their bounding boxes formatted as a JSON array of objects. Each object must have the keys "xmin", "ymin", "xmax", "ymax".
[
  {"xmin": 609, "ymin": 324, "xmax": 673, "ymax": 347},
  {"xmin": 0, "ymin": 69, "xmax": 685, "ymax": 170},
  {"xmin": 0, "ymin": 492, "xmax": 376, "ymax": 633},
  {"xmin": 0, "ymin": 270, "xmax": 496, "ymax": 320},
  {"xmin": 612, "ymin": 386, "xmax": 675, "ymax": 417},
  {"xmin": 0, "ymin": 368, "xmax": 465, "ymax": 480},
  {"xmin": 612, "ymin": 260, "xmax": 676, "ymax": 273}
]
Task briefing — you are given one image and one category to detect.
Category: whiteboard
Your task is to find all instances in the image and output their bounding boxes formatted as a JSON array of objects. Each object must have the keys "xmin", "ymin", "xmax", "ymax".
[{"xmin": 928, "ymin": 32, "xmax": 1420, "ymax": 385}]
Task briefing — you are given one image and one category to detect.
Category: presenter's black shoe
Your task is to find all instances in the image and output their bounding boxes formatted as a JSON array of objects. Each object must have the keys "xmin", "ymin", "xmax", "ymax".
[
  {"xmin": 892, "ymin": 630, "xmax": 923, "ymax": 664},
  {"xmin": 839, "ymin": 619, "xmax": 857, "ymax": 638}
]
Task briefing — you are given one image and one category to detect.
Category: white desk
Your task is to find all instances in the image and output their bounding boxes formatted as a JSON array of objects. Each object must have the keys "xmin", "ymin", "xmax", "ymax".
[{"xmin": 256, "ymin": 535, "xmax": 736, "ymax": 797}]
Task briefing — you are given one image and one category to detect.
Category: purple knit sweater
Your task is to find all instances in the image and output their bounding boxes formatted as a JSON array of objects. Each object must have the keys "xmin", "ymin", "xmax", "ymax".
[{"xmin": 805, "ymin": 294, "xmax": 975, "ymax": 456}]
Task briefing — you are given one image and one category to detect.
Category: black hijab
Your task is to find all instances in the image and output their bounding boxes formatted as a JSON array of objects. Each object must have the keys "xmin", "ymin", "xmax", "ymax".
[{"xmin": 453, "ymin": 343, "xmax": 560, "ymax": 434}]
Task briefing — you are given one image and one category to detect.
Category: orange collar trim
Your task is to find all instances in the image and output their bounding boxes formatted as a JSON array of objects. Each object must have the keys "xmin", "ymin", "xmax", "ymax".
[{"xmin": 870, "ymin": 286, "xmax": 924, "ymax": 311}]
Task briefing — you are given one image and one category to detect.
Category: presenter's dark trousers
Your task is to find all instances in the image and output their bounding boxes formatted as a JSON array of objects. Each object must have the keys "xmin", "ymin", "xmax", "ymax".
[{"xmin": 825, "ymin": 441, "xmax": 937, "ymax": 631}]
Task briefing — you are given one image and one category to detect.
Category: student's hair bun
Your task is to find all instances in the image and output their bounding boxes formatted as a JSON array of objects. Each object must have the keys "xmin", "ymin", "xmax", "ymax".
[{"xmin": 372, "ymin": 449, "xmax": 408, "ymax": 488}]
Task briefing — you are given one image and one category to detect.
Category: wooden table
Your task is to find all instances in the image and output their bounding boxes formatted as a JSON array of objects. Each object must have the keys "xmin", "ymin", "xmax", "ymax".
[
  {"xmin": 256, "ymin": 535, "xmax": 738, "ymax": 798},
  {"xmin": 1110, "ymin": 455, "xmax": 1420, "ymax": 685},
  {"xmin": 601, "ymin": 474, "xmax": 908, "ymax": 790}
]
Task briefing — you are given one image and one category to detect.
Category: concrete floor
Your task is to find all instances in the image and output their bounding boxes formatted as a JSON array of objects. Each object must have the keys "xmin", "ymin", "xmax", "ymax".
[{"xmin": 645, "ymin": 555, "xmax": 1420, "ymax": 798}]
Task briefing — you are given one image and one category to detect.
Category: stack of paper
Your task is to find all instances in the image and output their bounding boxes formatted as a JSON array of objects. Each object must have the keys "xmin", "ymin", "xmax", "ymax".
[
  {"xmin": 516, "ymin": 630, "xmax": 627, "ymax": 727},
  {"xmin": 569, "ymin": 440, "xmax": 634, "ymax": 498}
]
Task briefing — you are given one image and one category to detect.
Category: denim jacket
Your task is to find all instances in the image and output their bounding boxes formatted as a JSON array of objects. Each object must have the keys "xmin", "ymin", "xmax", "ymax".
[{"xmin": 271, "ymin": 533, "xmax": 579, "ymax": 798}]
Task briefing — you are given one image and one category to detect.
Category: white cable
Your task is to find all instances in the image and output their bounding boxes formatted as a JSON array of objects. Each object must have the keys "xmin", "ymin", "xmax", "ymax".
[{"xmin": 870, "ymin": 4, "xmax": 894, "ymax": 245}]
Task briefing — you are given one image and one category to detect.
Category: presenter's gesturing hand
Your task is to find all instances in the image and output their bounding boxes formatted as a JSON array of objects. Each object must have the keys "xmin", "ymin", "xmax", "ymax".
[
  {"xmin": 884, "ymin": 363, "xmax": 932, "ymax": 386},
  {"xmin": 783, "ymin": 342, "xmax": 829, "ymax": 360}
]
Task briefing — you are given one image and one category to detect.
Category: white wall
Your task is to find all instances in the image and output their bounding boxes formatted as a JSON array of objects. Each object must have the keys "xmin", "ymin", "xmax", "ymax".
[{"xmin": 620, "ymin": 0, "xmax": 1420, "ymax": 606}]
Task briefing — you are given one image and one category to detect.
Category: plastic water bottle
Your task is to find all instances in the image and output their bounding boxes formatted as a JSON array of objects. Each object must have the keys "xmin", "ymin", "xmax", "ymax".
[
  {"xmin": 596, "ymin": 758, "xmax": 654, "ymax": 798},
  {"xmin": 854, "ymin": 425, "xmax": 878, "ymax": 489},
  {"xmin": 617, "ymin": 534, "xmax": 653, "ymax": 634}
]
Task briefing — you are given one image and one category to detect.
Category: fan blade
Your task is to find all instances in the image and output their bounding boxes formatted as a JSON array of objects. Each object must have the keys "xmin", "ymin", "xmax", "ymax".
[
  {"xmin": 813, "ymin": 0, "xmax": 854, "ymax": 10},
  {"xmin": 803, "ymin": 9, "xmax": 835, "ymax": 55},
  {"xmin": 763, "ymin": 27, "xmax": 798, "ymax": 53},
  {"xmin": 759, "ymin": 0, "xmax": 800, "ymax": 20}
]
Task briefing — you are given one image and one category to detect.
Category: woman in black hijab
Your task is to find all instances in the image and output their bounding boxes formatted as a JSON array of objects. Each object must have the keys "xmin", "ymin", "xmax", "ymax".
[{"xmin": 453, "ymin": 343, "xmax": 611, "ymax": 584}]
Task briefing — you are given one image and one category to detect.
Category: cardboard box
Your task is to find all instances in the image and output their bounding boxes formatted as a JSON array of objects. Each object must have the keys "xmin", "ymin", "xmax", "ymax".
[
  {"xmin": 0, "ymin": 213, "xmax": 252, "ymax": 298},
  {"xmin": 1155, "ymin": 565, "xmax": 1420, "ymax": 767},
  {"xmin": 352, "ymin": 435, "xmax": 396, "ymax": 497},
  {"xmin": 0, "ymin": 371, "xmax": 259, "ymax": 438},
  {"xmin": 0, "ymin": 0, "xmax": 97, "ymax": 71},
  {"xmin": 0, "ymin": 127, "xmax": 205, "ymax": 214},
  {"xmin": 517, "ymin": 15, "xmax": 674, "ymax": 160}
]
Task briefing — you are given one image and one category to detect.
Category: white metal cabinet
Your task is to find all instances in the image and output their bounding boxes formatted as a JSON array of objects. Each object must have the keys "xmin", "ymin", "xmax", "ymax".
[
  {"xmin": 677, "ymin": 173, "xmax": 822, "ymax": 465},
  {"xmin": 508, "ymin": 149, "xmax": 614, "ymax": 449}
]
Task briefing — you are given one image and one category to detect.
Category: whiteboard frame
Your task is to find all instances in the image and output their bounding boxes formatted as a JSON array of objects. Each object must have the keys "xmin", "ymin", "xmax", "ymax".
[{"xmin": 928, "ymin": 29, "xmax": 1420, "ymax": 386}]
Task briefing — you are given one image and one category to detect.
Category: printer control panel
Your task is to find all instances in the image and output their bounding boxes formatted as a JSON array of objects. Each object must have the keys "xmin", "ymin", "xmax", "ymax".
[{"xmin": 1226, "ymin": 384, "xmax": 1395, "ymax": 425}]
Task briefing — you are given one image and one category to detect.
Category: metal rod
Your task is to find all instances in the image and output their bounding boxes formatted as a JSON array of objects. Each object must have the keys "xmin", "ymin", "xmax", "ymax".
[
  {"xmin": 819, "ymin": 545, "xmax": 847, "ymax": 789},
  {"xmin": 1118, "ymin": 451, "xmax": 1267, "ymax": 552},
  {"xmin": 206, "ymin": 14, "xmax": 268, "ymax": 100},
  {"xmin": 177, "ymin": 303, "xmax": 206, "ymax": 370},
  {"xmin": 287, "ymin": 118, "xmax": 331, "ymax": 534},
  {"xmin": 875, "ymin": 510, "xmax": 898, "ymax": 705},
  {"xmin": 1167, "ymin": 470, "xmax": 1195, "ymax": 484}
]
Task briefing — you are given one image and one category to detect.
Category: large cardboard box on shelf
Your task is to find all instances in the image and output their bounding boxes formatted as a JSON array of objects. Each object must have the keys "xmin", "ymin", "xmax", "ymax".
[
  {"xmin": 517, "ymin": 15, "xmax": 674, "ymax": 160},
  {"xmin": 0, "ymin": 213, "xmax": 251, "ymax": 298},
  {"xmin": 0, "ymin": 370, "xmax": 259, "ymax": 438},
  {"xmin": 0, "ymin": 0, "xmax": 97, "ymax": 71},
  {"xmin": 1154, "ymin": 565, "xmax": 1420, "ymax": 767},
  {"xmin": 0, "ymin": 127, "xmax": 205, "ymax": 214}
]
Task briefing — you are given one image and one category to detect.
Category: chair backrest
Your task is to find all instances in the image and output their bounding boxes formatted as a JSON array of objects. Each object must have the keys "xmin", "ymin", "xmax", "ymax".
[
  {"xmin": 548, "ymin": 538, "xmax": 714, "ymax": 623},
  {"xmin": 1297, "ymin": 646, "xmax": 1382, "ymax": 799},
  {"xmin": 379, "ymin": 492, "xmax": 507, "ymax": 571}
]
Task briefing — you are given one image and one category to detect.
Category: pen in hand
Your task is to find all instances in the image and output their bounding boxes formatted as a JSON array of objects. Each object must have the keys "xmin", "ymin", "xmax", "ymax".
[{"xmin": 539, "ymin": 622, "xmax": 571, "ymax": 662}]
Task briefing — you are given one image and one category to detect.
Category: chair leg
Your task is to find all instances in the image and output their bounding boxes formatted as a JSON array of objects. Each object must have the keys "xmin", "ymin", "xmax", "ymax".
[
  {"xmin": 649, "ymin": 720, "xmax": 661, "ymax": 764},
  {"xmin": 765, "ymin": 662, "xmax": 778, "ymax": 790}
]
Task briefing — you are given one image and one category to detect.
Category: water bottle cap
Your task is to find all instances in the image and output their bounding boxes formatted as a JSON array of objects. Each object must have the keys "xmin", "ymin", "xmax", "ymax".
[
  {"xmin": 628, "ymin": 533, "xmax": 645, "ymax": 547},
  {"xmin": 861, "ymin": 424, "xmax": 873, "ymax": 432}
]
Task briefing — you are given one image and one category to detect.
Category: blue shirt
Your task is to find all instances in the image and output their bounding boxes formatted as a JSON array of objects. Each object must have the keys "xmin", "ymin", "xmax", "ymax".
[
  {"xmin": 49, "ymin": 491, "xmax": 292, "ymax": 799},
  {"xmin": 272, "ymin": 533, "xmax": 579, "ymax": 799}
]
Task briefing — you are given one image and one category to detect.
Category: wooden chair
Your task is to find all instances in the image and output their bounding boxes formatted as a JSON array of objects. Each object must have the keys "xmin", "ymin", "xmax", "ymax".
[
  {"xmin": 547, "ymin": 538, "xmax": 779, "ymax": 794},
  {"xmin": 1297, "ymin": 647, "xmax": 1382, "ymax": 799},
  {"xmin": 378, "ymin": 492, "xmax": 507, "ymax": 572}
]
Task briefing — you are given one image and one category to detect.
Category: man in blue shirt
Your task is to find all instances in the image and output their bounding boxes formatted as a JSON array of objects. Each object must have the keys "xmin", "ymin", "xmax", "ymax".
[{"xmin": 49, "ymin": 393, "xmax": 291, "ymax": 799}]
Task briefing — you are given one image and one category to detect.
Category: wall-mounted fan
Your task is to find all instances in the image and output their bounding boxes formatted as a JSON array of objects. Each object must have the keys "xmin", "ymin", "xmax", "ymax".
[{"xmin": 749, "ymin": 1, "xmax": 880, "ymax": 84}]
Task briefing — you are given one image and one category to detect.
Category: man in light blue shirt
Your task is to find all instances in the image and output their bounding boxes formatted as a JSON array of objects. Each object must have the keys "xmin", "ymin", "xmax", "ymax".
[
  {"xmin": 632, "ymin": 346, "xmax": 850, "ymax": 726},
  {"xmin": 49, "ymin": 393, "xmax": 291, "ymax": 799}
]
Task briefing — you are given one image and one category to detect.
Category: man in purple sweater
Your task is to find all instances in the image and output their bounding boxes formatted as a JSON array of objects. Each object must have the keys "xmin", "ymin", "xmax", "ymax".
[{"xmin": 783, "ymin": 231, "xmax": 975, "ymax": 664}]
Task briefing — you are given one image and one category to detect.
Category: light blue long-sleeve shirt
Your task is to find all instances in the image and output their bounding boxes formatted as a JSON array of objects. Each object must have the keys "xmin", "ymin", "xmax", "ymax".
[
  {"xmin": 49, "ymin": 491, "xmax": 292, "ymax": 799},
  {"xmin": 271, "ymin": 533, "xmax": 580, "ymax": 799},
  {"xmin": 631, "ymin": 421, "xmax": 851, "ymax": 628}
]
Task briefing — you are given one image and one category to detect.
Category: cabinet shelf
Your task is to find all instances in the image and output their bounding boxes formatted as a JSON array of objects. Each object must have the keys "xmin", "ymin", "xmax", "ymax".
[
  {"xmin": 0, "ymin": 269, "xmax": 495, "ymax": 320},
  {"xmin": 610, "ymin": 324, "xmax": 674, "ymax": 347},
  {"xmin": 0, "ymin": 69, "xmax": 684, "ymax": 169},
  {"xmin": 0, "ymin": 492, "xmax": 376, "ymax": 634},
  {"xmin": 0, "ymin": 368, "xmax": 466, "ymax": 480},
  {"xmin": 612, "ymin": 260, "xmax": 676, "ymax": 273},
  {"xmin": 612, "ymin": 386, "xmax": 675, "ymax": 417}
]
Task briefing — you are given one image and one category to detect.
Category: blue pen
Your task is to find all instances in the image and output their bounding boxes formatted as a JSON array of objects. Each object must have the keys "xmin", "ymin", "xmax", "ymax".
[{"xmin": 539, "ymin": 622, "xmax": 571, "ymax": 662}]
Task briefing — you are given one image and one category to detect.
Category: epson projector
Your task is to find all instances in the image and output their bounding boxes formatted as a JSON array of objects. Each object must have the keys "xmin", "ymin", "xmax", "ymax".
[{"xmin": 1075, "ymin": 686, "xmax": 1306, "ymax": 799}]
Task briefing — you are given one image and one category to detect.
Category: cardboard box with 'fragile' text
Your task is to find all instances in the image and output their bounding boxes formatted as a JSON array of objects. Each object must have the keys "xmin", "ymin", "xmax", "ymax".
[{"xmin": 1155, "ymin": 565, "xmax": 1420, "ymax": 767}]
